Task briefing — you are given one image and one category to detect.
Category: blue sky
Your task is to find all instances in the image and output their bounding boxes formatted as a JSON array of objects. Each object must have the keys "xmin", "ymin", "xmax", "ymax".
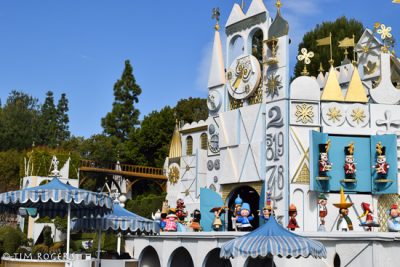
[{"xmin": 0, "ymin": 0, "xmax": 398, "ymax": 137}]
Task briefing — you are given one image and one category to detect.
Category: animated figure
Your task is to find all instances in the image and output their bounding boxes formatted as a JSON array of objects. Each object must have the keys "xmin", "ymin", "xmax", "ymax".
[
  {"xmin": 159, "ymin": 201, "xmax": 169, "ymax": 231},
  {"xmin": 190, "ymin": 209, "xmax": 202, "ymax": 232},
  {"xmin": 318, "ymin": 140, "xmax": 332, "ymax": 178},
  {"xmin": 333, "ymin": 187, "xmax": 353, "ymax": 231},
  {"xmin": 175, "ymin": 198, "xmax": 188, "ymax": 223},
  {"xmin": 164, "ymin": 209, "xmax": 178, "ymax": 232},
  {"xmin": 152, "ymin": 209, "xmax": 163, "ymax": 230},
  {"xmin": 261, "ymin": 192, "xmax": 273, "ymax": 223},
  {"xmin": 318, "ymin": 193, "xmax": 328, "ymax": 231},
  {"xmin": 232, "ymin": 195, "xmax": 243, "ymax": 231},
  {"xmin": 235, "ymin": 203, "xmax": 254, "ymax": 231},
  {"xmin": 373, "ymin": 142, "xmax": 390, "ymax": 179},
  {"xmin": 210, "ymin": 207, "xmax": 225, "ymax": 231},
  {"xmin": 344, "ymin": 143, "xmax": 356, "ymax": 181},
  {"xmin": 287, "ymin": 204, "xmax": 299, "ymax": 231},
  {"xmin": 387, "ymin": 204, "xmax": 400, "ymax": 232},
  {"xmin": 359, "ymin": 202, "xmax": 380, "ymax": 231}
]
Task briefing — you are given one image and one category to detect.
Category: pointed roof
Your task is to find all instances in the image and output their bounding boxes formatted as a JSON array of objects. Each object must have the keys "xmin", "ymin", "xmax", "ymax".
[
  {"xmin": 169, "ymin": 121, "xmax": 182, "ymax": 158},
  {"xmin": 226, "ymin": 3, "xmax": 246, "ymax": 27},
  {"xmin": 246, "ymin": 0, "xmax": 268, "ymax": 17},
  {"xmin": 321, "ymin": 65, "xmax": 344, "ymax": 101},
  {"xmin": 344, "ymin": 65, "xmax": 368, "ymax": 103},
  {"xmin": 268, "ymin": 6, "xmax": 289, "ymax": 39},
  {"xmin": 208, "ymin": 29, "xmax": 226, "ymax": 89}
]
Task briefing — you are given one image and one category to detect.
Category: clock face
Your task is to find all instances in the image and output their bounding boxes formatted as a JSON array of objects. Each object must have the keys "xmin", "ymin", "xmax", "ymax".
[
  {"xmin": 227, "ymin": 54, "xmax": 261, "ymax": 100},
  {"xmin": 209, "ymin": 134, "xmax": 219, "ymax": 153},
  {"xmin": 207, "ymin": 90, "xmax": 222, "ymax": 112}
]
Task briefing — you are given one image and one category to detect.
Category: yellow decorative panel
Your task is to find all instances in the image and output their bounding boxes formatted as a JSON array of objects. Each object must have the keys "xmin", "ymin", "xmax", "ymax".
[
  {"xmin": 378, "ymin": 194, "xmax": 400, "ymax": 232},
  {"xmin": 292, "ymin": 163, "xmax": 310, "ymax": 184},
  {"xmin": 229, "ymin": 96, "xmax": 243, "ymax": 110},
  {"xmin": 321, "ymin": 65, "xmax": 344, "ymax": 101}
]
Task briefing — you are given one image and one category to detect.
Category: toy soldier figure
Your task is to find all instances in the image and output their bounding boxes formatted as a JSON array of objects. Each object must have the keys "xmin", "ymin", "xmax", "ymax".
[
  {"xmin": 344, "ymin": 143, "xmax": 356, "ymax": 181},
  {"xmin": 373, "ymin": 142, "xmax": 390, "ymax": 179},
  {"xmin": 318, "ymin": 140, "xmax": 332, "ymax": 178}
]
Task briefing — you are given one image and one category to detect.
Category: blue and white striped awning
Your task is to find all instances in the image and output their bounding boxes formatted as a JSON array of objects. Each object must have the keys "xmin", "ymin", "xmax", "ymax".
[
  {"xmin": 71, "ymin": 203, "xmax": 159, "ymax": 235},
  {"xmin": 220, "ymin": 216, "xmax": 327, "ymax": 259},
  {"xmin": 0, "ymin": 177, "xmax": 113, "ymax": 218}
]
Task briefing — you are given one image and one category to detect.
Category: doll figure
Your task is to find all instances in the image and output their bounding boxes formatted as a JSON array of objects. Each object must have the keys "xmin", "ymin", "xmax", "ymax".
[
  {"xmin": 159, "ymin": 201, "xmax": 169, "ymax": 231},
  {"xmin": 318, "ymin": 193, "xmax": 328, "ymax": 231},
  {"xmin": 261, "ymin": 192, "xmax": 273, "ymax": 223},
  {"xmin": 190, "ymin": 209, "xmax": 202, "ymax": 232},
  {"xmin": 344, "ymin": 143, "xmax": 356, "ymax": 180},
  {"xmin": 236, "ymin": 203, "xmax": 253, "ymax": 231},
  {"xmin": 232, "ymin": 195, "xmax": 243, "ymax": 231},
  {"xmin": 287, "ymin": 204, "xmax": 299, "ymax": 231},
  {"xmin": 175, "ymin": 198, "xmax": 188, "ymax": 223},
  {"xmin": 318, "ymin": 140, "xmax": 332, "ymax": 178},
  {"xmin": 210, "ymin": 207, "xmax": 225, "ymax": 231},
  {"xmin": 359, "ymin": 202, "xmax": 380, "ymax": 231},
  {"xmin": 387, "ymin": 204, "xmax": 400, "ymax": 232},
  {"xmin": 152, "ymin": 209, "xmax": 163, "ymax": 230},
  {"xmin": 164, "ymin": 209, "xmax": 178, "ymax": 232},
  {"xmin": 334, "ymin": 187, "xmax": 353, "ymax": 231},
  {"xmin": 373, "ymin": 142, "xmax": 390, "ymax": 179}
]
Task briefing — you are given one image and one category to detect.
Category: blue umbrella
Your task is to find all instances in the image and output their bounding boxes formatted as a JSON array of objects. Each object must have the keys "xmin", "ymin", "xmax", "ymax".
[
  {"xmin": 71, "ymin": 202, "xmax": 159, "ymax": 235},
  {"xmin": 220, "ymin": 216, "xmax": 327, "ymax": 259},
  {"xmin": 0, "ymin": 177, "xmax": 113, "ymax": 258}
]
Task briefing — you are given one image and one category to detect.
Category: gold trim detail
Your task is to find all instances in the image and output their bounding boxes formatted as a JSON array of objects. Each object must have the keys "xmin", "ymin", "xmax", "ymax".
[
  {"xmin": 294, "ymin": 103, "xmax": 314, "ymax": 124},
  {"xmin": 378, "ymin": 194, "xmax": 400, "ymax": 232},
  {"xmin": 350, "ymin": 108, "xmax": 366, "ymax": 124},
  {"xmin": 169, "ymin": 121, "xmax": 182, "ymax": 158},
  {"xmin": 327, "ymin": 107, "xmax": 342, "ymax": 123},
  {"xmin": 229, "ymin": 96, "xmax": 244, "ymax": 110},
  {"xmin": 292, "ymin": 163, "xmax": 310, "ymax": 184},
  {"xmin": 321, "ymin": 65, "xmax": 344, "ymax": 101},
  {"xmin": 344, "ymin": 65, "xmax": 368, "ymax": 103},
  {"xmin": 248, "ymin": 81, "xmax": 263, "ymax": 105},
  {"xmin": 220, "ymin": 182, "xmax": 263, "ymax": 201},
  {"xmin": 168, "ymin": 166, "xmax": 180, "ymax": 185}
]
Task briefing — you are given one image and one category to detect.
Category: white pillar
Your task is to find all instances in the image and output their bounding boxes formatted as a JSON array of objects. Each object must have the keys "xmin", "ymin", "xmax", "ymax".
[
  {"xmin": 66, "ymin": 203, "xmax": 71, "ymax": 258},
  {"xmin": 117, "ymin": 233, "xmax": 121, "ymax": 255}
]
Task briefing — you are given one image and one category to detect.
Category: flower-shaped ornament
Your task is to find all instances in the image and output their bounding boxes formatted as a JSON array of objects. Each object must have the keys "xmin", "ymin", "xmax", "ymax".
[
  {"xmin": 297, "ymin": 48, "xmax": 314, "ymax": 65},
  {"xmin": 377, "ymin": 24, "xmax": 392, "ymax": 40}
]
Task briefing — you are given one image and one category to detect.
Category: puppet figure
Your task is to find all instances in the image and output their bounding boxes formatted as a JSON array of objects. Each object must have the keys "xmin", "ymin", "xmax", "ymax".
[
  {"xmin": 373, "ymin": 142, "xmax": 390, "ymax": 180},
  {"xmin": 359, "ymin": 202, "xmax": 380, "ymax": 231},
  {"xmin": 164, "ymin": 209, "xmax": 178, "ymax": 232},
  {"xmin": 232, "ymin": 195, "xmax": 243, "ymax": 231},
  {"xmin": 333, "ymin": 187, "xmax": 353, "ymax": 231},
  {"xmin": 387, "ymin": 204, "xmax": 400, "ymax": 232},
  {"xmin": 318, "ymin": 193, "xmax": 328, "ymax": 231},
  {"xmin": 236, "ymin": 203, "xmax": 253, "ymax": 231},
  {"xmin": 344, "ymin": 143, "xmax": 356, "ymax": 181},
  {"xmin": 261, "ymin": 192, "xmax": 273, "ymax": 223},
  {"xmin": 175, "ymin": 198, "xmax": 188, "ymax": 223},
  {"xmin": 190, "ymin": 209, "xmax": 202, "ymax": 232},
  {"xmin": 318, "ymin": 140, "xmax": 332, "ymax": 178},
  {"xmin": 287, "ymin": 204, "xmax": 299, "ymax": 231},
  {"xmin": 159, "ymin": 201, "xmax": 169, "ymax": 231}
]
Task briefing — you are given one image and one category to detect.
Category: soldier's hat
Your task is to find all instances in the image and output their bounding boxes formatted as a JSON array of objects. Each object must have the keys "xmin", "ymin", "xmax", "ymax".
[
  {"xmin": 318, "ymin": 193, "xmax": 327, "ymax": 200},
  {"xmin": 319, "ymin": 144, "xmax": 328, "ymax": 153},
  {"xmin": 344, "ymin": 143, "xmax": 354, "ymax": 156}
]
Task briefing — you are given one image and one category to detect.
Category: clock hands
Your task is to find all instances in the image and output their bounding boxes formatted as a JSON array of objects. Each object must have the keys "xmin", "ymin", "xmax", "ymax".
[{"xmin": 233, "ymin": 68, "xmax": 244, "ymax": 90}]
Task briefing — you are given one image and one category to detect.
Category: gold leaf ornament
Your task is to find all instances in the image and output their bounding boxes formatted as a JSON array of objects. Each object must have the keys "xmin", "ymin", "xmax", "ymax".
[{"xmin": 168, "ymin": 166, "xmax": 180, "ymax": 185}]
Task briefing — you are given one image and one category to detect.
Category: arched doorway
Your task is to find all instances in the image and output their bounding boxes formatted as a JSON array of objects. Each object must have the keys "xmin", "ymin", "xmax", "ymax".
[
  {"xmin": 226, "ymin": 185, "xmax": 260, "ymax": 231},
  {"xmin": 139, "ymin": 246, "xmax": 160, "ymax": 267},
  {"xmin": 168, "ymin": 247, "xmax": 194, "ymax": 267},
  {"xmin": 203, "ymin": 248, "xmax": 232, "ymax": 267},
  {"xmin": 245, "ymin": 257, "xmax": 275, "ymax": 267}
]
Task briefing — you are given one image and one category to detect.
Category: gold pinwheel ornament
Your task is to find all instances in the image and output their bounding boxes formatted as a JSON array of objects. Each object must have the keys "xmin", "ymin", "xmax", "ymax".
[{"xmin": 297, "ymin": 48, "xmax": 314, "ymax": 76}]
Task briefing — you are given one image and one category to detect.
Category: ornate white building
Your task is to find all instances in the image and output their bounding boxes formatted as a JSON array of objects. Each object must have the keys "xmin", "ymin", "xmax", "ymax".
[{"xmin": 128, "ymin": 1, "xmax": 400, "ymax": 266}]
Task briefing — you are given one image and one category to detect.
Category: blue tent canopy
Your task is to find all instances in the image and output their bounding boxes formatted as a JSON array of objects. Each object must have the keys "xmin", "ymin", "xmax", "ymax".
[
  {"xmin": 220, "ymin": 216, "xmax": 327, "ymax": 259},
  {"xmin": 72, "ymin": 203, "xmax": 159, "ymax": 235},
  {"xmin": 0, "ymin": 177, "xmax": 113, "ymax": 218}
]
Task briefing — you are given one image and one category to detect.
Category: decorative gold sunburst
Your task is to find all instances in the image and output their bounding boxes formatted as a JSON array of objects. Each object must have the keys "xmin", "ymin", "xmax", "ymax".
[
  {"xmin": 266, "ymin": 73, "xmax": 282, "ymax": 99},
  {"xmin": 327, "ymin": 107, "xmax": 342, "ymax": 123},
  {"xmin": 351, "ymin": 108, "xmax": 366, "ymax": 124},
  {"xmin": 295, "ymin": 103, "xmax": 314, "ymax": 124},
  {"xmin": 168, "ymin": 166, "xmax": 180, "ymax": 185}
]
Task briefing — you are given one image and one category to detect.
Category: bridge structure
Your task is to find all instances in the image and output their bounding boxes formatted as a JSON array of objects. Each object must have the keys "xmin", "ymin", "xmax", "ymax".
[{"xmin": 78, "ymin": 159, "xmax": 168, "ymax": 192}]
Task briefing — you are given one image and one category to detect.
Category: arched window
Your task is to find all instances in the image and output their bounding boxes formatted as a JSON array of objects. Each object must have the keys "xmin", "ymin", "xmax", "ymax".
[
  {"xmin": 251, "ymin": 29, "xmax": 264, "ymax": 66},
  {"xmin": 200, "ymin": 133, "xmax": 208, "ymax": 150},
  {"xmin": 186, "ymin": 136, "xmax": 193, "ymax": 156},
  {"xmin": 229, "ymin": 35, "xmax": 244, "ymax": 64}
]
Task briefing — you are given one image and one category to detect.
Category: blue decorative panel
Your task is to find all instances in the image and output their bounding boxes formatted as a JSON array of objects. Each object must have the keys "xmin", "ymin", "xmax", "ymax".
[
  {"xmin": 200, "ymin": 188, "xmax": 224, "ymax": 231},
  {"xmin": 310, "ymin": 131, "xmax": 328, "ymax": 191},
  {"xmin": 328, "ymin": 135, "xmax": 371, "ymax": 192},
  {"xmin": 371, "ymin": 134, "xmax": 398, "ymax": 194}
]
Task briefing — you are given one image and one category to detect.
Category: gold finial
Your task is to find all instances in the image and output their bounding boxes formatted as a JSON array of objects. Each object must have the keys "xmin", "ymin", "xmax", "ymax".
[
  {"xmin": 212, "ymin": 7, "xmax": 220, "ymax": 31},
  {"xmin": 275, "ymin": 0, "xmax": 282, "ymax": 10},
  {"xmin": 297, "ymin": 48, "xmax": 314, "ymax": 76},
  {"xmin": 319, "ymin": 62, "xmax": 324, "ymax": 73}
]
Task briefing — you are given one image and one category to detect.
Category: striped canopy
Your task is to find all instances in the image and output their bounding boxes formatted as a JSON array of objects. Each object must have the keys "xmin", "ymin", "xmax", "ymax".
[
  {"xmin": 71, "ymin": 203, "xmax": 159, "ymax": 235},
  {"xmin": 220, "ymin": 216, "xmax": 327, "ymax": 259},
  {"xmin": 0, "ymin": 177, "xmax": 113, "ymax": 218}
]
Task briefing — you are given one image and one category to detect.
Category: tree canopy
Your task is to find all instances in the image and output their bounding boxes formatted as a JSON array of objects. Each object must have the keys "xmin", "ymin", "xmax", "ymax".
[{"xmin": 293, "ymin": 16, "xmax": 364, "ymax": 78}]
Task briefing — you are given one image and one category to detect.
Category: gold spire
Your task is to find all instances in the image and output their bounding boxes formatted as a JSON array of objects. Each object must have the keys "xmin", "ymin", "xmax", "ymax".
[
  {"xmin": 344, "ymin": 64, "xmax": 368, "ymax": 103},
  {"xmin": 168, "ymin": 120, "xmax": 182, "ymax": 158},
  {"xmin": 275, "ymin": 0, "xmax": 282, "ymax": 11},
  {"xmin": 319, "ymin": 62, "xmax": 324, "ymax": 73},
  {"xmin": 321, "ymin": 65, "xmax": 344, "ymax": 101}
]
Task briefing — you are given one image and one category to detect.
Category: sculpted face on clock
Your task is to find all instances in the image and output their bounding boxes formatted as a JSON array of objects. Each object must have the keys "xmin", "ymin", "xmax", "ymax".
[{"xmin": 227, "ymin": 54, "xmax": 261, "ymax": 100}]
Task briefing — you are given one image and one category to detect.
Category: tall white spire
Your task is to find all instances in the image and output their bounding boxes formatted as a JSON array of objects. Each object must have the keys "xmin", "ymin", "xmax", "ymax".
[{"xmin": 208, "ymin": 27, "xmax": 226, "ymax": 89}]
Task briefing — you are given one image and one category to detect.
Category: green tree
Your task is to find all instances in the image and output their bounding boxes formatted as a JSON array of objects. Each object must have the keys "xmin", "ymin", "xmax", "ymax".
[
  {"xmin": 0, "ymin": 91, "xmax": 39, "ymax": 150},
  {"xmin": 39, "ymin": 91, "xmax": 58, "ymax": 147},
  {"xmin": 175, "ymin": 97, "xmax": 207, "ymax": 124},
  {"xmin": 102, "ymin": 60, "xmax": 142, "ymax": 141},
  {"xmin": 294, "ymin": 17, "xmax": 364, "ymax": 78},
  {"xmin": 0, "ymin": 226, "xmax": 27, "ymax": 257},
  {"xmin": 56, "ymin": 93, "xmax": 70, "ymax": 144},
  {"xmin": 0, "ymin": 150, "xmax": 24, "ymax": 192}
]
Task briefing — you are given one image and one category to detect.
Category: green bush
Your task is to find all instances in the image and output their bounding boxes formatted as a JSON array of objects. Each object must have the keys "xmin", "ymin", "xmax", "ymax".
[
  {"xmin": 125, "ymin": 193, "xmax": 166, "ymax": 219},
  {"xmin": 32, "ymin": 244, "xmax": 49, "ymax": 254},
  {"xmin": 0, "ymin": 226, "xmax": 27, "ymax": 257}
]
